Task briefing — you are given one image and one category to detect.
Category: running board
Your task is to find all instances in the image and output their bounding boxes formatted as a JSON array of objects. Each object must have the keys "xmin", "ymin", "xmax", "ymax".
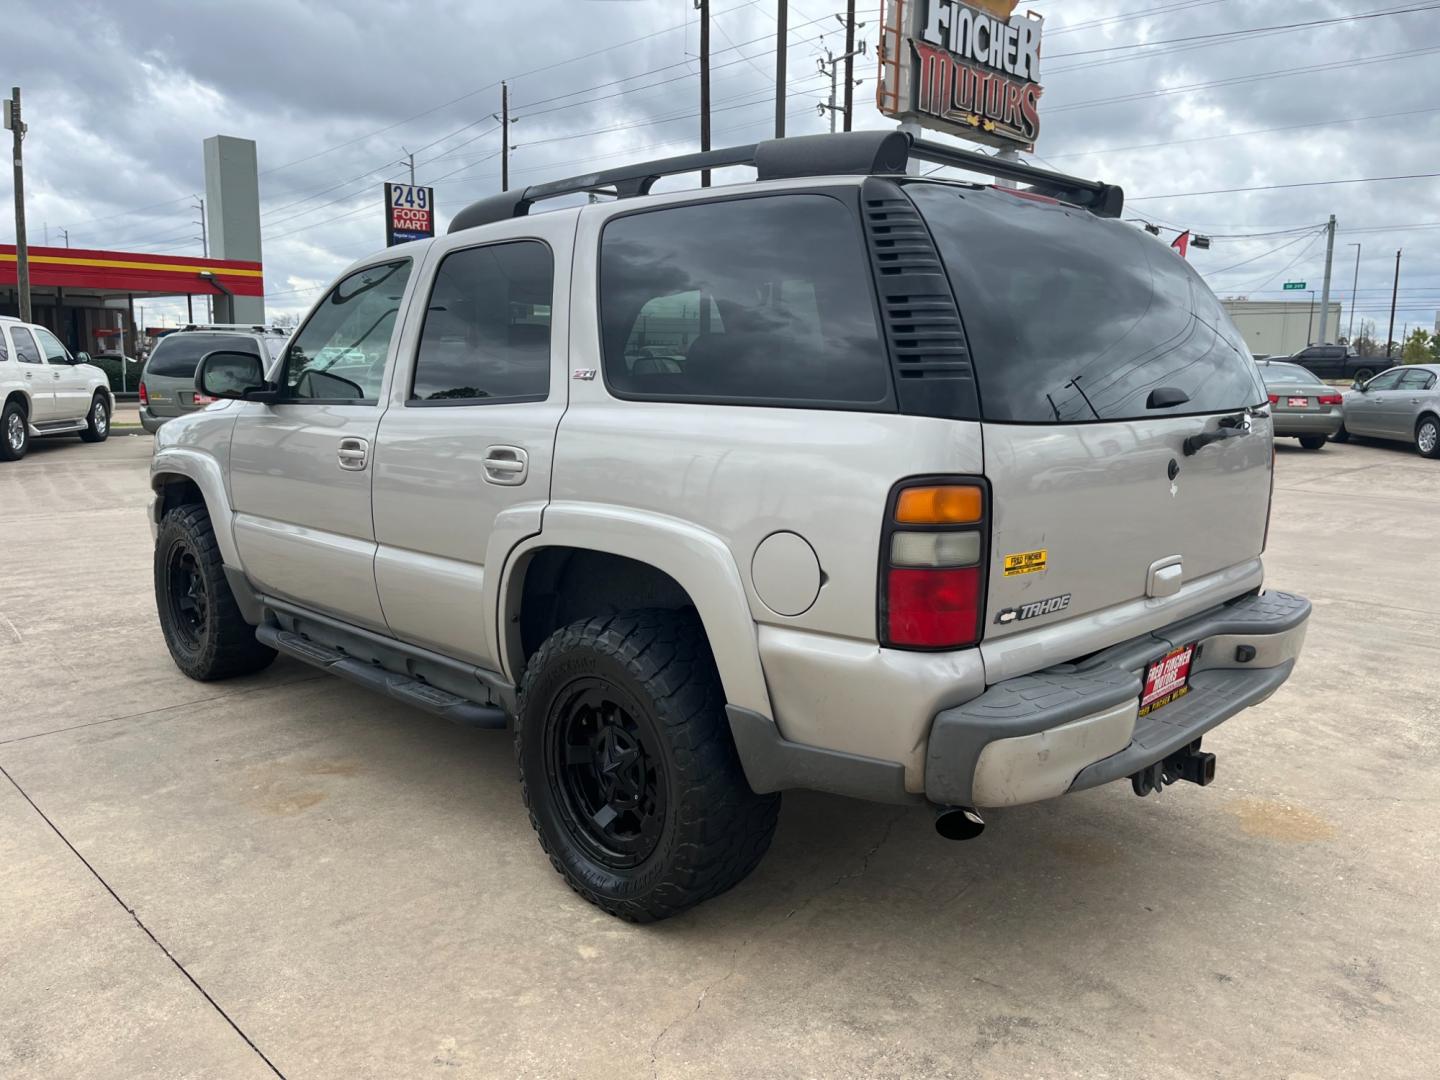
[
  {"xmin": 256, "ymin": 625, "xmax": 508, "ymax": 729},
  {"xmin": 31, "ymin": 419, "xmax": 88, "ymax": 435}
]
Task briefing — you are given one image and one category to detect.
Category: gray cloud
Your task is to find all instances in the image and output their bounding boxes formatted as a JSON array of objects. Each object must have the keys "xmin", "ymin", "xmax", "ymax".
[{"xmin": 6, "ymin": 0, "xmax": 1439, "ymax": 336}]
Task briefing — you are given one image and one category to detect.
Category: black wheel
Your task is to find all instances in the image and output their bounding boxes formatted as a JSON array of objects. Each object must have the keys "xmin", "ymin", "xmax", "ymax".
[
  {"xmin": 79, "ymin": 393, "xmax": 110, "ymax": 442},
  {"xmin": 1332, "ymin": 424, "xmax": 1350, "ymax": 443},
  {"xmin": 154, "ymin": 503, "xmax": 276, "ymax": 681},
  {"xmin": 516, "ymin": 609, "xmax": 779, "ymax": 922},
  {"xmin": 1417, "ymin": 415, "xmax": 1440, "ymax": 459},
  {"xmin": 1353, "ymin": 367, "xmax": 1376, "ymax": 383},
  {"xmin": 1298, "ymin": 435, "xmax": 1328, "ymax": 450},
  {"xmin": 1, "ymin": 398, "xmax": 29, "ymax": 462}
]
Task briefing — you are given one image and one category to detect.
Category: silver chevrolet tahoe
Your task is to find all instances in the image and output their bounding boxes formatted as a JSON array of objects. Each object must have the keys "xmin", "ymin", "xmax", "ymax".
[{"xmin": 149, "ymin": 131, "xmax": 1311, "ymax": 921}]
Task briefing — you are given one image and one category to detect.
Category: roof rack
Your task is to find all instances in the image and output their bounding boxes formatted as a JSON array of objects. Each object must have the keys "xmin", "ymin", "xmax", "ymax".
[
  {"xmin": 448, "ymin": 129, "xmax": 1123, "ymax": 233},
  {"xmin": 174, "ymin": 322, "xmax": 289, "ymax": 334}
]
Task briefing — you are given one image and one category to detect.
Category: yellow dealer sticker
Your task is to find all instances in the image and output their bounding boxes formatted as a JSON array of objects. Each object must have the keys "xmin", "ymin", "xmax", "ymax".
[{"xmin": 1003, "ymin": 549, "xmax": 1048, "ymax": 576}]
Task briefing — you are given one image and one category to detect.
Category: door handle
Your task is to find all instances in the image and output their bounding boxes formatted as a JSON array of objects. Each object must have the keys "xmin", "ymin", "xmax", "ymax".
[
  {"xmin": 483, "ymin": 445, "xmax": 528, "ymax": 486},
  {"xmin": 337, "ymin": 437, "xmax": 370, "ymax": 471},
  {"xmin": 52, "ymin": 372, "xmax": 62, "ymax": 380},
  {"xmin": 1411, "ymin": 398, "xmax": 1423, "ymax": 404}
]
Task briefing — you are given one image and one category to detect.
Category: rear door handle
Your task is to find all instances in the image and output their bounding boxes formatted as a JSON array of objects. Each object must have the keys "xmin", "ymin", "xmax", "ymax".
[
  {"xmin": 337, "ymin": 437, "xmax": 370, "ymax": 471},
  {"xmin": 483, "ymin": 445, "xmax": 528, "ymax": 486}
]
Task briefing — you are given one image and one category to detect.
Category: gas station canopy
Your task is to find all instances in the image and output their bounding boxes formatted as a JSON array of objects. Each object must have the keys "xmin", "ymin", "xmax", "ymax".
[{"xmin": 0, "ymin": 243, "xmax": 263, "ymax": 300}]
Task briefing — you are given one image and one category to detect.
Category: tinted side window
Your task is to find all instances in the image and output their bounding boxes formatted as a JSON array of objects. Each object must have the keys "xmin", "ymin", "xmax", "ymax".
[
  {"xmin": 285, "ymin": 260, "xmax": 412, "ymax": 403},
  {"xmin": 33, "ymin": 327, "xmax": 69, "ymax": 363},
  {"xmin": 907, "ymin": 183, "xmax": 1265, "ymax": 423},
  {"xmin": 412, "ymin": 241, "xmax": 552, "ymax": 404},
  {"xmin": 11, "ymin": 328, "xmax": 42, "ymax": 365},
  {"xmin": 600, "ymin": 194, "xmax": 890, "ymax": 408},
  {"xmin": 146, "ymin": 333, "xmax": 257, "ymax": 379},
  {"xmin": 1399, "ymin": 369, "xmax": 1435, "ymax": 390}
]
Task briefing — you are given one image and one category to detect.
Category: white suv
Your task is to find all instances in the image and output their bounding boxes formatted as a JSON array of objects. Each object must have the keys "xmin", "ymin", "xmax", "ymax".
[
  {"xmin": 149, "ymin": 132, "xmax": 1310, "ymax": 921},
  {"xmin": 1, "ymin": 315, "xmax": 114, "ymax": 461}
]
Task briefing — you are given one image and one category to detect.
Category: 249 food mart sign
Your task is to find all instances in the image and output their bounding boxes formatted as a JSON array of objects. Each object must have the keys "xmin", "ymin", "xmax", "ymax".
[
  {"xmin": 877, "ymin": 0, "xmax": 1044, "ymax": 150},
  {"xmin": 384, "ymin": 183, "xmax": 436, "ymax": 246}
]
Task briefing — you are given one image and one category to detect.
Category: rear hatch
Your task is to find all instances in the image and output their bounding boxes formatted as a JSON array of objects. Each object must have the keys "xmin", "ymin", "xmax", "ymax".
[
  {"xmin": 905, "ymin": 183, "xmax": 1271, "ymax": 663},
  {"xmin": 142, "ymin": 332, "xmax": 262, "ymax": 415}
]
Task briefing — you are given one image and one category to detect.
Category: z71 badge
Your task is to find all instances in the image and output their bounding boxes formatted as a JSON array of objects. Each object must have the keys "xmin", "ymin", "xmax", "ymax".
[{"xmin": 995, "ymin": 593, "xmax": 1072, "ymax": 625}]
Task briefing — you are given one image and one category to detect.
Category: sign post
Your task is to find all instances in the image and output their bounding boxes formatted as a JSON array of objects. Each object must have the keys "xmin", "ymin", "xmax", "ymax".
[
  {"xmin": 384, "ymin": 182, "xmax": 436, "ymax": 246},
  {"xmin": 876, "ymin": 0, "xmax": 1044, "ymax": 152}
]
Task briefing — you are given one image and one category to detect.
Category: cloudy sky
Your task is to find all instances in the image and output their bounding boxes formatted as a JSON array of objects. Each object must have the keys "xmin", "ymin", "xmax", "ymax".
[{"xmin": 6, "ymin": 0, "xmax": 1439, "ymax": 341}]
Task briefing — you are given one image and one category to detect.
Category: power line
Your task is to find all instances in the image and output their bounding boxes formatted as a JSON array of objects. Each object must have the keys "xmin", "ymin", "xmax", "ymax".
[{"xmin": 1131, "ymin": 172, "xmax": 1440, "ymax": 202}]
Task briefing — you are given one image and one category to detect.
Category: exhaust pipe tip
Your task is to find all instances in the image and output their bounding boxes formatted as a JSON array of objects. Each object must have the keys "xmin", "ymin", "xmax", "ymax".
[{"xmin": 935, "ymin": 805, "xmax": 985, "ymax": 841}]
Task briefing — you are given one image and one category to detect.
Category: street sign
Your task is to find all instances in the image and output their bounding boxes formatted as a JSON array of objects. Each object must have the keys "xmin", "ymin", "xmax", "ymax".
[
  {"xmin": 384, "ymin": 182, "xmax": 435, "ymax": 246},
  {"xmin": 1283, "ymin": 281, "xmax": 1306, "ymax": 290}
]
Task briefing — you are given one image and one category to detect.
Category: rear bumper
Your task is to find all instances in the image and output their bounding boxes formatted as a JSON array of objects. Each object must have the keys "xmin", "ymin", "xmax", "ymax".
[
  {"xmin": 139, "ymin": 407, "xmax": 169, "ymax": 433},
  {"xmin": 924, "ymin": 589, "xmax": 1310, "ymax": 809},
  {"xmin": 1272, "ymin": 411, "xmax": 1343, "ymax": 437}
]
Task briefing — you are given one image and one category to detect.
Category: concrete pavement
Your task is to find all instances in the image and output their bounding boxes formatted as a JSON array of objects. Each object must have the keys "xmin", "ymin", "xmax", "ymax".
[{"xmin": 1, "ymin": 434, "xmax": 1437, "ymax": 1078}]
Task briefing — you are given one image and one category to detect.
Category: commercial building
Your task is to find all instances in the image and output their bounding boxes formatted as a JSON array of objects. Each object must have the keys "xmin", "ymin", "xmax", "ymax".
[{"xmin": 1221, "ymin": 298, "xmax": 1343, "ymax": 358}]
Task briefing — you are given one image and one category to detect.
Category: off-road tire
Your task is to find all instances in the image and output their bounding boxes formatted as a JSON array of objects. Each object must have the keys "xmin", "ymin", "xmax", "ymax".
[
  {"xmin": 79, "ymin": 393, "xmax": 110, "ymax": 443},
  {"xmin": 1298, "ymin": 435, "xmax": 1327, "ymax": 450},
  {"xmin": 516, "ymin": 609, "xmax": 779, "ymax": 922},
  {"xmin": 155, "ymin": 504, "xmax": 276, "ymax": 681},
  {"xmin": 1, "ymin": 398, "xmax": 28, "ymax": 461},
  {"xmin": 1417, "ymin": 415, "xmax": 1440, "ymax": 459}
]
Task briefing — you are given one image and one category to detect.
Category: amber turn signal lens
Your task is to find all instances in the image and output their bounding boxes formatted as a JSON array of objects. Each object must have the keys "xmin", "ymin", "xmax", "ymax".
[{"xmin": 895, "ymin": 485, "xmax": 983, "ymax": 525}]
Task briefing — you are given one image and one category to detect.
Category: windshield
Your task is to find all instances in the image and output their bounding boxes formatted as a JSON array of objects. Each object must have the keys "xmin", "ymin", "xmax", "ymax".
[
  {"xmin": 906, "ymin": 182, "xmax": 1266, "ymax": 423},
  {"xmin": 1261, "ymin": 363, "xmax": 1318, "ymax": 385}
]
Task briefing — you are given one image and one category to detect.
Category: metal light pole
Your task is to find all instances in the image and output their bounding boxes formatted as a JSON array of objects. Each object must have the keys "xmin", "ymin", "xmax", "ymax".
[
  {"xmin": 1346, "ymin": 242, "xmax": 1361, "ymax": 343},
  {"xmin": 1385, "ymin": 249, "xmax": 1402, "ymax": 358},
  {"xmin": 775, "ymin": 0, "xmax": 788, "ymax": 137},
  {"xmin": 1317, "ymin": 213, "xmax": 1336, "ymax": 343}
]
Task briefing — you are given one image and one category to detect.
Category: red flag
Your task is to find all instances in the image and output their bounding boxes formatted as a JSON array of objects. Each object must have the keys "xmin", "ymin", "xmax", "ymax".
[{"xmin": 1171, "ymin": 230, "xmax": 1190, "ymax": 258}]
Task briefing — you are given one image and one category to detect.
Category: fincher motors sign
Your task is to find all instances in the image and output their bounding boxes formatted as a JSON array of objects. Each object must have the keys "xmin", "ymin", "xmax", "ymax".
[{"xmin": 879, "ymin": 0, "xmax": 1044, "ymax": 150}]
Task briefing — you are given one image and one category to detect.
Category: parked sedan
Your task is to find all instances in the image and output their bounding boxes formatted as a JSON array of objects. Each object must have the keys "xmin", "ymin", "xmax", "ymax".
[
  {"xmin": 1256, "ymin": 360, "xmax": 1345, "ymax": 449},
  {"xmin": 1337, "ymin": 364, "xmax": 1440, "ymax": 458}
]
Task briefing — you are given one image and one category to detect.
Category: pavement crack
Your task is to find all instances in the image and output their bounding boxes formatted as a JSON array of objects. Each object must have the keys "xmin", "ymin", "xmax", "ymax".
[
  {"xmin": 784, "ymin": 806, "xmax": 909, "ymax": 921},
  {"xmin": 0, "ymin": 761, "xmax": 288, "ymax": 1079},
  {"xmin": 648, "ymin": 940, "xmax": 747, "ymax": 1078}
]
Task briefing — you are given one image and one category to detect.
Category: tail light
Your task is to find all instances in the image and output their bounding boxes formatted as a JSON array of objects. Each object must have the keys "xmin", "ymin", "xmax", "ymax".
[
  {"xmin": 1317, "ymin": 392, "xmax": 1343, "ymax": 405},
  {"xmin": 1262, "ymin": 442, "xmax": 1276, "ymax": 552},
  {"xmin": 1266, "ymin": 393, "xmax": 1279, "ymax": 405},
  {"xmin": 138, "ymin": 382, "xmax": 148, "ymax": 406},
  {"xmin": 880, "ymin": 479, "xmax": 988, "ymax": 649},
  {"xmin": 192, "ymin": 393, "xmax": 217, "ymax": 406}
]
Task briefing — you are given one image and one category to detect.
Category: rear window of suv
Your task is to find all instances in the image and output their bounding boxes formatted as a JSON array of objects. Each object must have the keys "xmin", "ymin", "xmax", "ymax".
[
  {"xmin": 146, "ymin": 333, "xmax": 260, "ymax": 379},
  {"xmin": 906, "ymin": 182, "xmax": 1265, "ymax": 424},
  {"xmin": 598, "ymin": 193, "xmax": 891, "ymax": 409}
]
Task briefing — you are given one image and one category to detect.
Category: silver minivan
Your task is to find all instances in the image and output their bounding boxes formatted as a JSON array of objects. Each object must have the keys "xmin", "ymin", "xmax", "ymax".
[{"xmin": 139, "ymin": 326, "xmax": 287, "ymax": 432}]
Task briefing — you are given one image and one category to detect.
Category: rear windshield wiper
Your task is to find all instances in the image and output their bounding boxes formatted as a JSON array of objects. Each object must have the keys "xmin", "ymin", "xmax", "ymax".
[{"xmin": 1182, "ymin": 412, "xmax": 1253, "ymax": 456}]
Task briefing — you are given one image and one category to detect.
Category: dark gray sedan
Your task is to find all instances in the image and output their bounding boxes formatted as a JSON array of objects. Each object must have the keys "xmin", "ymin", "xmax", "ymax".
[
  {"xmin": 1338, "ymin": 364, "xmax": 1440, "ymax": 459},
  {"xmin": 1256, "ymin": 360, "xmax": 1345, "ymax": 449}
]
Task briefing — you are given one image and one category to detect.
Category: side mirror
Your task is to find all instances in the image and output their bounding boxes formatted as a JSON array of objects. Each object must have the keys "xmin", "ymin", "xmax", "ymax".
[
  {"xmin": 75, "ymin": 351, "xmax": 92, "ymax": 364},
  {"xmin": 1351, "ymin": 377, "xmax": 1366, "ymax": 391},
  {"xmin": 196, "ymin": 349, "xmax": 275, "ymax": 402}
]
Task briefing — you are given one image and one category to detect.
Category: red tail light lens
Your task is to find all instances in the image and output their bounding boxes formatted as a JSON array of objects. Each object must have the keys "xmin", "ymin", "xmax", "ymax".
[
  {"xmin": 886, "ymin": 567, "xmax": 981, "ymax": 647},
  {"xmin": 1317, "ymin": 392, "xmax": 1343, "ymax": 405},
  {"xmin": 193, "ymin": 393, "xmax": 217, "ymax": 406},
  {"xmin": 880, "ymin": 478, "xmax": 988, "ymax": 650},
  {"xmin": 1267, "ymin": 393, "xmax": 1279, "ymax": 405},
  {"xmin": 138, "ymin": 382, "xmax": 148, "ymax": 405}
]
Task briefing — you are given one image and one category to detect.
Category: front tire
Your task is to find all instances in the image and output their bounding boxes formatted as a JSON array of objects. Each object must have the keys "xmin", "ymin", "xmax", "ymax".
[
  {"xmin": 1298, "ymin": 435, "xmax": 1328, "ymax": 450},
  {"xmin": 79, "ymin": 393, "xmax": 110, "ymax": 442},
  {"xmin": 0, "ymin": 399, "xmax": 29, "ymax": 461},
  {"xmin": 155, "ymin": 504, "xmax": 276, "ymax": 681},
  {"xmin": 516, "ymin": 609, "xmax": 779, "ymax": 922},
  {"xmin": 1417, "ymin": 415, "xmax": 1440, "ymax": 459}
]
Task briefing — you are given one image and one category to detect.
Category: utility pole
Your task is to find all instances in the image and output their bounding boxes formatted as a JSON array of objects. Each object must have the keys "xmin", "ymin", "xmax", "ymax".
[
  {"xmin": 60, "ymin": 227, "xmax": 69, "ymax": 248},
  {"xmin": 402, "ymin": 148, "xmax": 415, "ymax": 185},
  {"xmin": 819, "ymin": 48, "xmax": 839, "ymax": 133},
  {"xmin": 818, "ymin": 24, "xmax": 866, "ymax": 134},
  {"xmin": 6, "ymin": 87, "xmax": 31, "ymax": 322},
  {"xmin": 193, "ymin": 196, "xmax": 211, "ymax": 323},
  {"xmin": 843, "ymin": 0, "xmax": 857, "ymax": 131},
  {"xmin": 1317, "ymin": 213, "xmax": 1336, "ymax": 343},
  {"xmin": 500, "ymin": 82, "xmax": 510, "ymax": 192},
  {"xmin": 775, "ymin": 0, "xmax": 788, "ymax": 138},
  {"xmin": 697, "ymin": 0, "xmax": 711, "ymax": 186},
  {"xmin": 1385, "ymin": 248, "xmax": 1402, "ymax": 358},
  {"xmin": 1307, "ymin": 290, "xmax": 1316, "ymax": 344},
  {"xmin": 1346, "ymin": 242, "xmax": 1361, "ymax": 343}
]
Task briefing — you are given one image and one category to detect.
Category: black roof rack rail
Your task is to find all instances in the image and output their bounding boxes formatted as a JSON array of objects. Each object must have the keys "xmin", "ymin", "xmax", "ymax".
[{"xmin": 447, "ymin": 130, "xmax": 1122, "ymax": 234}]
